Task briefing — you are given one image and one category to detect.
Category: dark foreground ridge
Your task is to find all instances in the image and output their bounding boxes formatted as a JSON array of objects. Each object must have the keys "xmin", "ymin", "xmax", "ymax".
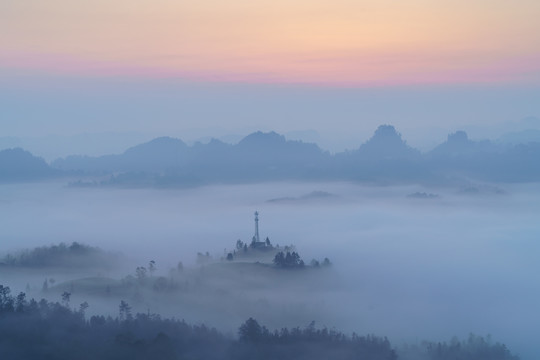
[{"xmin": 0, "ymin": 285, "xmax": 519, "ymax": 360}]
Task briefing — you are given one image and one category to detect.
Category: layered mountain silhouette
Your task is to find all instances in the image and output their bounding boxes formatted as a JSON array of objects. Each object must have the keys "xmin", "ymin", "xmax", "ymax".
[
  {"xmin": 3, "ymin": 125, "xmax": 540, "ymax": 185},
  {"xmin": 333, "ymin": 125, "xmax": 426, "ymax": 181},
  {"xmin": 355, "ymin": 125, "xmax": 420, "ymax": 160},
  {"xmin": 497, "ymin": 129, "xmax": 540, "ymax": 146},
  {"xmin": 52, "ymin": 131, "xmax": 330, "ymax": 183},
  {"xmin": 0, "ymin": 148, "xmax": 57, "ymax": 182},
  {"xmin": 430, "ymin": 131, "xmax": 501, "ymax": 157},
  {"xmin": 52, "ymin": 137, "xmax": 190, "ymax": 173}
]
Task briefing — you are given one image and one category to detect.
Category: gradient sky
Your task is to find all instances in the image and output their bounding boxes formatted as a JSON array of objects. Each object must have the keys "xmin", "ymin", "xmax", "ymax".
[
  {"xmin": 2, "ymin": 0, "xmax": 540, "ymax": 85},
  {"xmin": 1, "ymin": 0, "xmax": 540, "ymax": 154}
]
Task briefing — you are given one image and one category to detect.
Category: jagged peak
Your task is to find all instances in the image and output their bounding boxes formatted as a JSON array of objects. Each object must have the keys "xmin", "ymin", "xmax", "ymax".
[
  {"xmin": 146, "ymin": 136, "xmax": 186, "ymax": 146},
  {"xmin": 355, "ymin": 125, "xmax": 419, "ymax": 159},
  {"xmin": 447, "ymin": 131, "xmax": 469, "ymax": 143},
  {"xmin": 373, "ymin": 125, "xmax": 401, "ymax": 139},
  {"xmin": 363, "ymin": 125, "xmax": 409, "ymax": 148}
]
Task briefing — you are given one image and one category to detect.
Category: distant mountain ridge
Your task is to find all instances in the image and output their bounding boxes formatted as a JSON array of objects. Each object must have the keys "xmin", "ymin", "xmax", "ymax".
[
  {"xmin": 52, "ymin": 125, "xmax": 540, "ymax": 184},
  {"xmin": 52, "ymin": 131, "xmax": 329, "ymax": 182},
  {"xmin": 4, "ymin": 125, "xmax": 540, "ymax": 184},
  {"xmin": 0, "ymin": 148, "xmax": 57, "ymax": 182},
  {"xmin": 356, "ymin": 125, "xmax": 420, "ymax": 160}
]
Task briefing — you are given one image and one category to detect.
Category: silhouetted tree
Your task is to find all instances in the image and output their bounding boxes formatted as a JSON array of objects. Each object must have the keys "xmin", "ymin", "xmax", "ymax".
[
  {"xmin": 149, "ymin": 260, "xmax": 156, "ymax": 276},
  {"xmin": 119, "ymin": 300, "xmax": 132, "ymax": 321},
  {"xmin": 136, "ymin": 266, "xmax": 147, "ymax": 283},
  {"xmin": 61, "ymin": 292, "xmax": 71, "ymax": 307},
  {"xmin": 79, "ymin": 301, "xmax": 89, "ymax": 317},
  {"xmin": 15, "ymin": 292, "xmax": 26, "ymax": 312},
  {"xmin": 273, "ymin": 251, "xmax": 305, "ymax": 268},
  {"xmin": 0, "ymin": 284, "xmax": 521, "ymax": 360},
  {"xmin": 239, "ymin": 317, "xmax": 263, "ymax": 342},
  {"xmin": 236, "ymin": 239, "xmax": 244, "ymax": 250}
]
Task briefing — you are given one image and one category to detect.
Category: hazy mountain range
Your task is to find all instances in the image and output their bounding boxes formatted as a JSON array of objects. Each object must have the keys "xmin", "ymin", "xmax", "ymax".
[
  {"xmin": 0, "ymin": 148, "xmax": 59, "ymax": 182},
  {"xmin": 2, "ymin": 125, "xmax": 540, "ymax": 185}
]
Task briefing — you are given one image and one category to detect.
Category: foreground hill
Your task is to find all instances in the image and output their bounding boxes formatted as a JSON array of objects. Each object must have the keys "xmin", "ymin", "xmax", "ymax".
[{"xmin": 0, "ymin": 284, "xmax": 520, "ymax": 360}]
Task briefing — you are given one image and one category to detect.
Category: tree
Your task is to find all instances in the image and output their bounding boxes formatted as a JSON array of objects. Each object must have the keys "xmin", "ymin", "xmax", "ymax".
[
  {"xmin": 153, "ymin": 276, "xmax": 168, "ymax": 292},
  {"xmin": 236, "ymin": 239, "xmax": 244, "ymax": 250},
  {"xmin": 119, "ymin": 300, "xmax": 132, "ymax": 321},
  {"xmin": 226, "ymin": 253, "xmax": 234, "ymax": 261},
  {"xmin": 61, "ymin": 292, "xmax": 71, "ymax": 307},
  {"xmin": 79, "ymin": 301, "xmax": 89, "ymax": 317},
  {"xmin": 136, "ymin": 266, "xmax": 147, "ymax": 283},
  {"xmin": 239, "ymin": 317, "xmax": 263, "ymax": 342},
  {"xmin": 197, "ymin": 252, "xmax": 212, "ymax": 264},
  {"xmin": 273, "ymin": 251, "xmax": 285, "ymax": 266},
  {"xmin": 149, "ymin": 260, "xmax": 156, "ymax": 277},
  {"xmin": 0, "ymin": 286, "xmax": 14, "ymax": 312},
  {"xmin": 273, "ymin": 251, "xmax": 305, "ymax": 268},
  {"xmin": 15, "ymin": 292, "xmax": 26, "ymax": 312}
]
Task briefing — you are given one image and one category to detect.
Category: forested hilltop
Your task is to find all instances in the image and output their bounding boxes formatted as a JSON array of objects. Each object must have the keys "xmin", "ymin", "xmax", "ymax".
[
  {"xmin": 0, "ymin": 242, "xmax": 119, "ymax": 270},
  {"xmin": 0, "ymin": 285, "xmax": 519, "ymax": 360}
]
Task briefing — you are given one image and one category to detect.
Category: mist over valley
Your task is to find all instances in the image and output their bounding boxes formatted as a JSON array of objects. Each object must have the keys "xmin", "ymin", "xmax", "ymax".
[{"xmin": 1, "ymin": 178, "xmax": 538, "ymax": 359}]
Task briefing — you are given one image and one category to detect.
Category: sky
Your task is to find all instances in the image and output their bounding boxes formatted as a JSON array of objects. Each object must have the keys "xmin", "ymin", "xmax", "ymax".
[{"xmin": 1, "ymin": 0, "xmax": 540, "ymax": 154}]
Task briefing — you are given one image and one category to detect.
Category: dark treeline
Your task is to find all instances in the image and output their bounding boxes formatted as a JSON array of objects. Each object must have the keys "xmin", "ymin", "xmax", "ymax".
[
  {"xmin": 0, "ymin": 285, "xmax": 519, "ymax": 360},
  {"xmin": 399, "ymin": 335, "xmax": 520, "ymax": 360}
]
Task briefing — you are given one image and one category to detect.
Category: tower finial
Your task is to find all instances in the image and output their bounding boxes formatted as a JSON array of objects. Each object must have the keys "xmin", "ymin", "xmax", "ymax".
[{"xmin": 254, "ymin": 211, "xmax": 260, "ymax": 242}]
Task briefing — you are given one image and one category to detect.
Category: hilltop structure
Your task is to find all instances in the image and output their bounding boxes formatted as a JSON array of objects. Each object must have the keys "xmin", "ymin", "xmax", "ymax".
[
  {"xmin": 226, "ymin": 211, "xmax": 327, "ymax": 268},
  {"xmin": 251, "ymin": 211, "xmax": 270, "ymax": 248},
  {"xmin": 254, "ymin": 211, "xmax": 260, "ymax": 242}
]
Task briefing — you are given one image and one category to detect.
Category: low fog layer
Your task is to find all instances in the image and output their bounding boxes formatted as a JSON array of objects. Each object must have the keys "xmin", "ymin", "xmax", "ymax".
[{"xmin": 1, "ymin": 181, "xmax": 539, "ymax": 359}]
